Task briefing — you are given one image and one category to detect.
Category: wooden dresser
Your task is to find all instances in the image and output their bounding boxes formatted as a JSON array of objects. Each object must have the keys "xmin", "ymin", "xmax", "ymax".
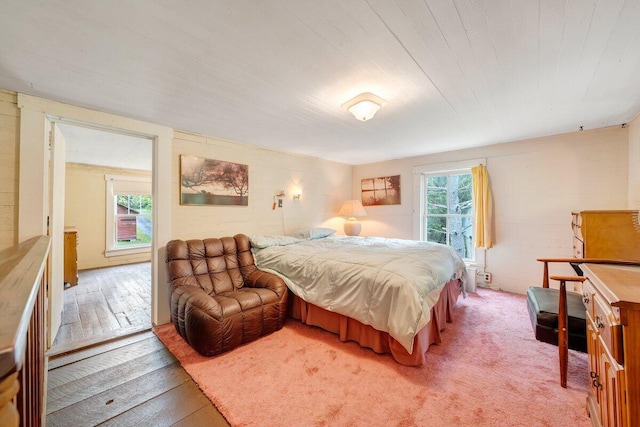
[
  {"xmin": 572, "ymin": 210, "xmax": 640, "ymax": 261},
  {"xmin": 582, "ymin": 263, "xmax": 640, "ymax": 427},
  {"xmin": 63, "ymin": 226, "xmax": 78, "ymax": 286}
]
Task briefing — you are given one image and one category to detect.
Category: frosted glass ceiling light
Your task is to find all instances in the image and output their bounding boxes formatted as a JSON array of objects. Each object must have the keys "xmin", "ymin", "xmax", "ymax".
[{"xmin": 342, "ymin": 92, "xmax": 385, "ymax": 122}]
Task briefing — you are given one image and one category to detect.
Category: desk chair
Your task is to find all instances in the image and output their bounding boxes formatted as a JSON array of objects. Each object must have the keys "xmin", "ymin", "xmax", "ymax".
[
  {"xmin": 527, "ymin": 258, "xmax": 640, "ymax": 388},
  {"xmin": 527, "ymin": 259, "xmax": 586, "ymax": 388}
]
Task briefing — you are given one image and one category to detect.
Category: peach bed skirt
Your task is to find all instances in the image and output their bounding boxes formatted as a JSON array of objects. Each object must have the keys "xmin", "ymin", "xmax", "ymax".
[{"xmin": 287, "ymin": 278, "xmax": 462, "ymax": 366}]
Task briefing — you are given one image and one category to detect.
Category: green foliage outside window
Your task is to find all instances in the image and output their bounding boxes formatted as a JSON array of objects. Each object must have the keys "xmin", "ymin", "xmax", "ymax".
[
  {"xmin": 116, "ymin": 194, "xmax": 152, "ymax": 247},
  {"xmin": 116, "ymin": 195, "xmax": 152, "ymax": 213},
  {"xmin": 425, "ymin": 174, "xmax": 473, "ymax": 259}
]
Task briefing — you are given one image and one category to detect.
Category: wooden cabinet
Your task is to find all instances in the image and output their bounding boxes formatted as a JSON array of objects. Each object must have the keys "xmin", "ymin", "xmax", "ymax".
[
  {"xmin": 64, "ymin": 227, "xmax": 78, "ymax": 286},
  {"xmin": 572, "ymin": 210, "xmax": 640, "ymax": 261},
  {"xmin": 582, "ymin": 263, "xmax": 640, "ymax": 427}
]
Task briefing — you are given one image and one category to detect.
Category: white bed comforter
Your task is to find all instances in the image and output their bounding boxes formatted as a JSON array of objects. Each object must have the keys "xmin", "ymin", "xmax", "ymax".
[{"xmin": 250, "ymin": 235, "xmax": 467, "ymax": 354}]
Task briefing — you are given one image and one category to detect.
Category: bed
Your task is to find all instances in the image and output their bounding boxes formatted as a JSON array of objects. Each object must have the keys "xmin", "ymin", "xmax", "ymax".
[{"xmin": 250, "ymin": 229, "xmax": 467, "ymax": 366}]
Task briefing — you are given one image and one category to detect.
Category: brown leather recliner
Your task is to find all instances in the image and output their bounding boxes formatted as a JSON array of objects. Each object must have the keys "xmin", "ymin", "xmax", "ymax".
[{"xmin": 165, "ymin": 234, "xmax": 288, "ymax": 356}]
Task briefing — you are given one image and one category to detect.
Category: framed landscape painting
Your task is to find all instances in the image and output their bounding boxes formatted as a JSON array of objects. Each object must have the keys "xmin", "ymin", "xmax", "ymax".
[
  {"xmin": 361, "ymin": 175, "xmax": 401, "ymax": 206},
  {"xmin": 180, "ymin": 155, "xmax": 249, "ymax": 206}
]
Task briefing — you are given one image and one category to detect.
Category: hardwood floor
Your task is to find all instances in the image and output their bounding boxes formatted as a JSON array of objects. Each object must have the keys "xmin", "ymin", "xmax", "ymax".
[
  {"xmin": 46, "ymin": 262, "xmax": 230, "ymax": 426},
  {"xmin": 51, "ymin": 262, "xmax": 152, "ymax": 355},
  {"xmin": 46, "ymin": 331, "xmax": 230, "ymax": 426}
]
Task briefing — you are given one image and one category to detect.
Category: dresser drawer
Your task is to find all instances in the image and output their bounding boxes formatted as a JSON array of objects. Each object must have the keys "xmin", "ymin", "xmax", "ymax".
[
  {"xmin": 580, "ymin": 262, "xmax": 640, "ymax": 427},
  {"xmin": 593, "ymin": 294, "xmax": 623, "ymax": 364},
  {"xmin": 582, "ymin": 279, "xmax": 596, "ymax": 317}
]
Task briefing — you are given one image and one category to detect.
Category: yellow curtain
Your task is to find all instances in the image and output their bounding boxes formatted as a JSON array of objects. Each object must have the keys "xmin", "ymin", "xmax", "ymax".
[{"xmin": 471, "ymin": 164, "xmax": 494, "ymax": 249}]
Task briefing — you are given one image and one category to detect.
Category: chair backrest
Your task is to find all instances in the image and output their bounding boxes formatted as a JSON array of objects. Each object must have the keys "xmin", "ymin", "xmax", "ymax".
[{"xmin": 166, "ymin": 234, "xmax": 257, "ymax": 295}]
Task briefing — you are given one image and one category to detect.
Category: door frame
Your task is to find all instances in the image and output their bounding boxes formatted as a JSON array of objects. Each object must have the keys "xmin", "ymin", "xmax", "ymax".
[
  {"xmin": 17, "ymin": 94, "xmax": 173, "ymax": 345},
  {"xmin": 47, "ymin": 122, "xmax": 67, "ymax": 347}
]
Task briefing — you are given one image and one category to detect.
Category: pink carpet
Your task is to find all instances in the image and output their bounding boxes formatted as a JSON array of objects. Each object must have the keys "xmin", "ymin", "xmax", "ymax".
[{"xmin": 154, "ymin": 288, "xmax": 590, "ymax": 427}]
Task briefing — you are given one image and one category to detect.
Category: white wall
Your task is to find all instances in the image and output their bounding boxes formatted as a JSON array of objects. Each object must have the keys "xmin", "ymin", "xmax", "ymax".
[
  {"xmin": 0, "ymin": 90, "xmax": 18, "ymax": 250},
  {"xmin": 353, "ymin": 126, "xmax": 629, "ymax": 295},
  {"xmin": 65, "ymin": 163, "xmax": 152, "ymax": 270},
  {"xmin": 171, "ymin": 130, "xmax": 352, "ymax": 239},
  {"xmin": 629, "ymin": 114, "xmax": 640, "ymax": 209},
  {"xmin": 13, "ymin": 92, "xmax": 351, "ymax": 327},
  {"xmin": 9, "ymin": 87, "xmax": 636, "ymax": 315}
]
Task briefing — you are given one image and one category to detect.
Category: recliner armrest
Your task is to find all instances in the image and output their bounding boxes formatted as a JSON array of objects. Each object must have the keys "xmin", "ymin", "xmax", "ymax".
[
  {"xmin": 245, "ymin": 269, "xmax": 288, "ymax": 298},
  {"xmin": 172, "ymin": 285, "xmax": 223, "ymax": 320}
]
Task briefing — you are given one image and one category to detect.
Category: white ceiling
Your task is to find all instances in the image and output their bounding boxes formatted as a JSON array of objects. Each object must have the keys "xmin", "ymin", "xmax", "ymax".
[
  {"xmin": 2, "ymin": 0, "xmax": 640, "ymax": 166},
  {"xmin": 59, "ymin": 123, "xmax": 152, "ymax": 171}
]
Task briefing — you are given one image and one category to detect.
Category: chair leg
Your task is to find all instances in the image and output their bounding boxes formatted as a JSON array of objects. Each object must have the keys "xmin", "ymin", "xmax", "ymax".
[
  {"xmin": 542, "ymin": 261, "xmax": 550, "ymax": 288},
  {"xmin": 558, "ymin": 279, "xmax": 568, "ymax": 388}
]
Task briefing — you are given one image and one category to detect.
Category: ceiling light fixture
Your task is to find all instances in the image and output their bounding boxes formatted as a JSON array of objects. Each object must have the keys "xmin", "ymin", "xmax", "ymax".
[{"xmin": 342, "ymin": 92, "xmax": 385, "ymax": 122}]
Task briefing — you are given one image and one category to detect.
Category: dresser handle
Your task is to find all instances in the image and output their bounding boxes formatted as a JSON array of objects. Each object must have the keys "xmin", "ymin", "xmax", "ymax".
[
  {"xmin": 595, "ymin": 315, "xmax": 605, "ymax": 329},
  {"xmin": 583, "ymin": 294, "xmax": 590, "ymax": 304},
  {"xmin": 590, "ymin": 371, "xmax": 598, "ymax": 379},
  {"xmin": 592, "ymin": 378, "xmax": 602, "ymax": 389}
]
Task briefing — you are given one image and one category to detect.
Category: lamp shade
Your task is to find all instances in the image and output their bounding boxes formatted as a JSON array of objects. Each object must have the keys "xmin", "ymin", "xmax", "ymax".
[{"xmin": 338, "ymin": 200, "xmax": 367, "ymax": 218}]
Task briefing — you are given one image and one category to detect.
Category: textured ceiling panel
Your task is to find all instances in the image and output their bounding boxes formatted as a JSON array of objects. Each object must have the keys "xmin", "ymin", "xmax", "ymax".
[{"xmin": 1, "ymin": 0, "xmax": 639, "ymax": 165}]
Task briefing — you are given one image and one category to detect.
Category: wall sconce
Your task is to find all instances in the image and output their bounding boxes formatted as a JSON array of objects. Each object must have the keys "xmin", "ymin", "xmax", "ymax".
[
  {"xmin": 293, "ymin": 189, "xmax": 302, "ymax": 201},
  {"xmin": 342, "ymin": 92, "xmax": 385, "ymax": 122}
]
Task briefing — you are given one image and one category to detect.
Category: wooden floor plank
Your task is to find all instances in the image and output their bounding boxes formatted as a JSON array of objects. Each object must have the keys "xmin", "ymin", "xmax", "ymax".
[
  {"xmin": 98, "ymin": 380, "xmax": 213, "ymax": 426},
  {"xmin": 114, "ymin": 311, "xmax": 132, "ymax": 328},
  {"xmin": 75, "ymin": 273, "xmax": 100, "ymax": 295},
  {"xmin": 129, "ymin": 307, "xmax": 150, "ymax": 327},
  {"xmin": 46, "ymin": 331, "xmax": 225, "ymax": 426},
  {"xmin": 48, "ymin": 330, "xmax": 155, "ymax": 370},
  {"xmin": 77, "ymin": 292, "xmax": 105, "ymax": 338},
  {"xmin": 47, "ymin": 336, "xmax": 166, "ymax": 389},
  {"xmin": 52, "ymin": 323, "xmax": 72, "ymax": 345},
  {"xmin": 51, "ymin": 262, "xmax": 151, "ymax": 350},
  {"xmin": 61, "ymin": 295, "xmax": 80, "ymax": 325},
  {"xmin": 92, "ymin": 292, "xmax": 122, "ymax": 332},
  {"xmin": 70, "ymin": 321, "xmax": 85, "ymax": 341},
  {"xmin": 46, "ymin": 361, "xmax": 190, "ymax": 426},
  {"xmin": 47, "ymin": 346, "xmax": 177, "ymax": 413},
  {"xmin": 102, "ymin": 287, "xmax": 126, "ymax": 318},
  {"xmin": 172, "ymin": 404, "xmax": 231, "ymax": 427},
  {"xmin": 47, "ymin": 324, "xmax": 152, "ymax": 358}
]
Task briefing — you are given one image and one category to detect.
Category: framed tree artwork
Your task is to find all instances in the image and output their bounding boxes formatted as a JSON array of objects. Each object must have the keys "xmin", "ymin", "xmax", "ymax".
[
  {"xmin": 361, "ymin": 175, "xmax": 401, "ymax": 206},
  {"xmin": 180, "ymin": 155, "xmax": 249, "ymax": 206}
]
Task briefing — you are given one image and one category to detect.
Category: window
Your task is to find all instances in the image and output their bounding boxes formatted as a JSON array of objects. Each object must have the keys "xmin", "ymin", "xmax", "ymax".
[
  {"xmin": 105, "ymin": 175, "xmax": 152, "ymax": 256},
  {"xmin": 413, "ymin": 159, "xmax": 485, "ymax": 263},
  {"xmin": 423, "ymin": 172, "xmax": 473, "ymax": 259},
  {"xmin": 115, "ymin": 194, "xmax": 152, "ymax": 247}
]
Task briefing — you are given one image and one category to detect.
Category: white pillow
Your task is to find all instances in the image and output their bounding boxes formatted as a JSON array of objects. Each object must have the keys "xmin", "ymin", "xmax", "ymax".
[
  {"xmin": 250, "ymin": 235, "xmax": 303, "ymax": 249},
  {"xmin": 289, "ymin": 227, "xmax": 336, "ymax": 240}
]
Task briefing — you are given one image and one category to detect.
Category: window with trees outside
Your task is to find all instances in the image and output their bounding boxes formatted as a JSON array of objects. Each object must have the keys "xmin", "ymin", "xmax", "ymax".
[
  {"xmin": 423, "ymin": 172, "xmax": 473, "ymax": 260},
  {"xmin": 115, "ymin": 194, "xmax": 152, "ymax": 248},
  {"xmin": 105, "ymin": 175, "xmax": 152, "ymax": 256}
]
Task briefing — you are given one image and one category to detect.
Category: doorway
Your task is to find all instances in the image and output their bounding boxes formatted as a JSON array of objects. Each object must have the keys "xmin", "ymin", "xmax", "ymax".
[
  {"xmin": 48, "ymin": 122, "xmax": 154, "ymax": 355},
  {"xmin": 18, "ymin": 93, "xmax": 173, "ymax": 356}
]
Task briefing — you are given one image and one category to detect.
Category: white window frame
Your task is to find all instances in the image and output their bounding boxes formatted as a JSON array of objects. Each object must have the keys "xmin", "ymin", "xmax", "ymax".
[
  {"xmin": 105, "ymin": 174, "xmax": 152, "ymax": 257},
  {"xmin": 412, "ymin": 159, "xmax": 486, "ymax": 268}
]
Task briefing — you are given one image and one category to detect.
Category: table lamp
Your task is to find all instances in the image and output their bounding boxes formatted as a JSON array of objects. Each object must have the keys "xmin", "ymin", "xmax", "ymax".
[{"xmin": 338, "ymin": 200, "xmax": 367, "ymax": 236}]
